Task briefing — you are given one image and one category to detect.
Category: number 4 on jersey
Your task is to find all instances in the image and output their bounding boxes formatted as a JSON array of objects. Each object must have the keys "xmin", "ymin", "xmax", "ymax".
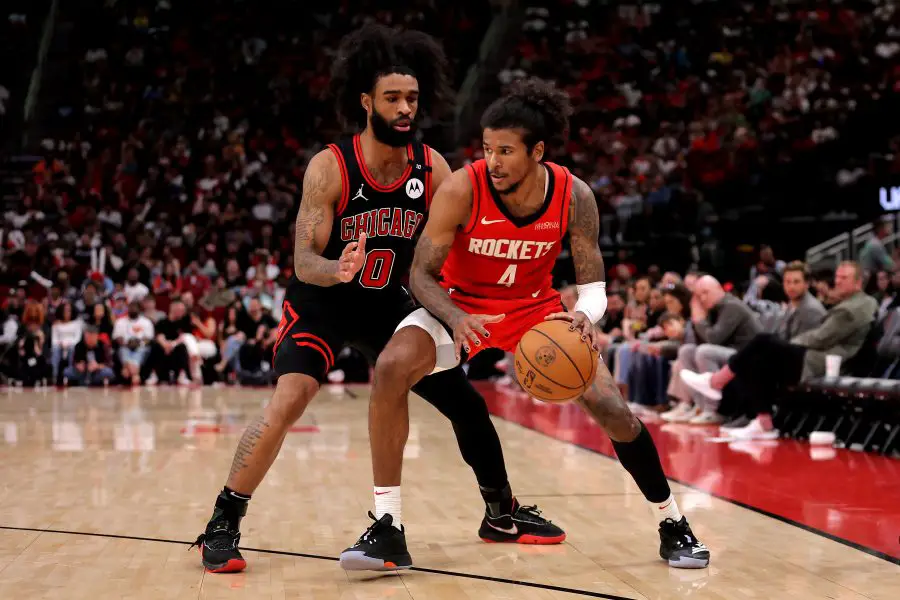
[{"xmin": 497, "ymin": 264, "xmax": 517, "ymax": 287}]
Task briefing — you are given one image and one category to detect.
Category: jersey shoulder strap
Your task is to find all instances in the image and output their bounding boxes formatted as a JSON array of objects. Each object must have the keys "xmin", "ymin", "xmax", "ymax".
[
  {"xmin": 545, "ymin": 161, "xmax": 574, "ymax": 238},
  {"xmin": 462, "ymin": 159, "xmax": 488, "ymax": 234},
  {"xmin": 326, "ymin": 138, "xmax": 355, "ymax": 216}
]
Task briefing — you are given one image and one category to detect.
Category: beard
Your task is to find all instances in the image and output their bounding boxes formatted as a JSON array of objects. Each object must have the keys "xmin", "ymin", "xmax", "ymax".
[
  {"xmin": 487, "ymin": 172, "xmax": 525, "ymax": 196},
  {"xmin": 370, "ymin": 110, "xmax": 416, "ymax": 147}
]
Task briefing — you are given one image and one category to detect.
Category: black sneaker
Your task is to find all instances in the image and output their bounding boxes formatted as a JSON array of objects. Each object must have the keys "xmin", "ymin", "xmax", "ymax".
[
  {"xmin": 190, "ymin": 499, "xmax": 247, "ymax": 573},
  {"xmin": 658, "ymin": 517, "xmax": 710, "ymax": 568},
  {"xmin": 478, "ymin": 499, "xmax": 566, "ymax": 545},
  {"xmin": 720, "ymin": 415, "xmax": 751, "ymax": 432},
  {"xmin": 340, "ymin": 512, "xmax": 412, "ymax": 571}
]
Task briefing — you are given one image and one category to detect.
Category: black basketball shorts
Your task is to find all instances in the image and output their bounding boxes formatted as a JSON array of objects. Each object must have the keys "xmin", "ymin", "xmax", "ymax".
[{"xmin": 272, "ymin": 287, "xmax": 418, "ymax": 382}]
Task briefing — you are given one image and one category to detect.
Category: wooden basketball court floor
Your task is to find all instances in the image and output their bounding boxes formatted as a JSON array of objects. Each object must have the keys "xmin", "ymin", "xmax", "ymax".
[{"xmin": 0, "ymin": 384, "xmax": 897, "ymax": 600}]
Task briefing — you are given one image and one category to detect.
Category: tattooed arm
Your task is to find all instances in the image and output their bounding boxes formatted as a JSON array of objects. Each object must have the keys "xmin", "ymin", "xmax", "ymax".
[
  {"xmin": 567, "ymin": 175, "xmax": 605, "ymax": 285},
  {"xmin": 409, "ymin": 168, "xmax": 472, "ymax": 326},
  {"xmin": 544, "ymin": 175, "xmax": 607, "ymax": 349},
  {"xmin": 293, "ymin": 150, "xmax": 365, "ymax": 286}
]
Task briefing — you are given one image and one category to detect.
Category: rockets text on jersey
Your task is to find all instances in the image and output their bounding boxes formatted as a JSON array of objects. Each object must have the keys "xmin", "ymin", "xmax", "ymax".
[{"xmin": 440, "ymin": 159, "xmax": 572, "ymax": 300}]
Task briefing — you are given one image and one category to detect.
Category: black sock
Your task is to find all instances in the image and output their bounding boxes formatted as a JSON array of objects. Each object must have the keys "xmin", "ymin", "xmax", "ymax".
[
  {"xmin": 610, "ymin": 421, "xmax": 671, "ymax": 503},
  {"xmin": 210, "ymin": 486, "xmax": 251, "ymax": 530},
  {"xmin": 480, "ymin": 482, "xmax": 514, "ymax": 517}
]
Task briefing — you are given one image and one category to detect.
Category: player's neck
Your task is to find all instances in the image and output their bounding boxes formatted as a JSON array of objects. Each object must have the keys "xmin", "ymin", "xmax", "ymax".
[
  {"xmin": 500, "ymin": 163, "xmax": 547, "ymax": 210},
  {"xmin": 358, "ymin": 129, "xmax": 408, "ymax": 170}
]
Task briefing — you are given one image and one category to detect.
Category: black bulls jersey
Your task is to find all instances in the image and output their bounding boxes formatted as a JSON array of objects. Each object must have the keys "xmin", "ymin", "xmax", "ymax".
[{"xmin": 292, "ymin": 134, "xmax": 433, "ymax": 303}]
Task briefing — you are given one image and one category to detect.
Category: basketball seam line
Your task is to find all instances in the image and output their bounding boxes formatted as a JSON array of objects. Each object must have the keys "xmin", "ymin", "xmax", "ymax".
[
  {"xmin": 530, "ymin": 327, "xmax": 589, "ymax": 387},
  {"xmin": 517, "ymin": 340, "xmax": 583, "ymax": 393}
]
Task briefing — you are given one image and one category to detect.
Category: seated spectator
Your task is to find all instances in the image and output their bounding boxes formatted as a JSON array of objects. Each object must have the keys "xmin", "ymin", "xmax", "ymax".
[
  {"xmin": 596, "ymin": 291, "xmax": 626, "ymax": 351},
  {"xmin": 215, "ymin": 302, "xmax": 245, "ymax": 376},
  {"xmin": 859, "ymin": 218, "xmax": 894, "ymax": 279},
  {"xmin": 145, "ymin": 298, "xmax": 193, "ymax": 385},
  {"xmin": 681, "ymin": 262, "xmax": 877, "ymax": 440},
  {"xmin": 16, "ymin": 302, "xmax": 48, "ymax": 386},
  {"xmin": 123, "ymin": 267, "xmax": 149, "ymax": 304},
  {"xmin": 142, "ymin": 294, "xmax": 165, "ymax": 323},
  {"xmin": 663, "ymin": 275, "xmax": 761, "ymax": 424},
  {"xmin": 201, "ymin": 276, "xmax": 237, "ymax": 310},
  {"xmin": 64, "ymin": 324, "xmax": 114, "ymax": 387},
  {"xmin": 50, "ymin": 302, "xmax": 82, "ymax": 384},
  {"xmin": 235, "ymin": 297, "xmax": 277, "ymax": 385},
  {"xmin": 112, "ymin": 301, "xmax": 155, "ymax": 385},
  {"xmin": 180, "ymin": 292, "xmax": 218, "ymax": 382},
  {"xmin": 85, "ymin": 302, "xmax": 114, "ymax": 344}
]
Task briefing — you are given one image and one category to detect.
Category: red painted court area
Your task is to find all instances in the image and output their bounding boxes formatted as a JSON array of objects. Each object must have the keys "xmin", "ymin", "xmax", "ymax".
[{"xmin": 475, "ymin": 382, "xmax": 900, "ymax": 562}]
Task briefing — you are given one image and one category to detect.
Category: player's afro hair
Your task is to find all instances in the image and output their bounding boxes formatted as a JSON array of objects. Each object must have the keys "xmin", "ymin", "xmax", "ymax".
[
  {"xmin": 329, "ymin": 23, "xmax": 453, "ymax": 129},
  {"xmin": 480, "ymin": 77, "xmax": 572, "ymax": 152}
]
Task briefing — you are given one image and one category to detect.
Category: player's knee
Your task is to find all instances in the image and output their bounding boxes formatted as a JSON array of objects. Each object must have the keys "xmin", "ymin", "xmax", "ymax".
[
  {"xmin": 580, "ymin": 386, "xmax": 640, "ymax": 442},
  {"xmin": 266, "ymin": 374, "xmax": 319, "ymax": 426},
  {"xmin": 374, "ymin": 329, "xmax": 434, "ymax": 388}
]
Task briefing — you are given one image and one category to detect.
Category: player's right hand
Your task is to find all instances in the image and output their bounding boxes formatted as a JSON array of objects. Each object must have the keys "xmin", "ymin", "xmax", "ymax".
[
  {"xmin": 450, "ymin": 313, "xmax": 505, "ymax": 360},
  {"xmin": 337, "ymin": 232, "xmax": 367, "ymax": 283}
]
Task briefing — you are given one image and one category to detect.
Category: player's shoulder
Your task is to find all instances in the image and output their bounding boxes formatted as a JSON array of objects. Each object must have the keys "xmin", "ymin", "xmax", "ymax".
[{"xmin": 302, "ymin": 147, "xmax": 343, "ymax": 200}]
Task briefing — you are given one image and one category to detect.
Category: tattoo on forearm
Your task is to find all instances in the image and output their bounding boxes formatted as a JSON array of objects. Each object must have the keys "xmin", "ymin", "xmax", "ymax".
[
  {"xmin": 229, "ymin": 416, "xmax": 270, "ymax": 479},
  {"xmin": 569, "ymin": 178, "xmax": 605, "ymax": 285},
  {"xmin": 410, "ymin": 235, "xmax": 465, "ymax": 325},
  {"xmin": 294, "ymin": 158, "xmax": 339, "ymax": 285}
]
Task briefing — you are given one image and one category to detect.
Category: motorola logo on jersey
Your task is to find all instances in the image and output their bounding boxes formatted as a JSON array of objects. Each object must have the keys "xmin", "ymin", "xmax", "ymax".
[
  {"xmin": 405, "ymin": 178, "xmax": 424, "ymax": 199},
  {"xmin": 340, "ymin": 208, "xmax": 424, "ymax": 242},
  {"xmin": 467, "ymin": 238, "xmax": 556, "ymax": 260}
]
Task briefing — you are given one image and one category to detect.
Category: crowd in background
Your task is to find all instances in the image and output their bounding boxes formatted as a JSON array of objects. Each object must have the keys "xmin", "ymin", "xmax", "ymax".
[{"xmin": 2, "ymin": 1, "xmax": 900, "ymax": 442}]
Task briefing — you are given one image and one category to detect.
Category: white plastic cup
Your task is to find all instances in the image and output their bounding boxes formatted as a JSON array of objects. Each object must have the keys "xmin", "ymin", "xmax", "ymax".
[
  {"xmin": 825, "ymin": 354, "xmax": 842, "ymax": 378},
  {"xmin": 809, "ymin": 431, "xmax": 836, "ymax": 446}
]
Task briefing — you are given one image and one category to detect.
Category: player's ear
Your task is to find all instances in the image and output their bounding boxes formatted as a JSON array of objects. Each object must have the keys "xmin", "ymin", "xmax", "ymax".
[
  {"xmin": 360, "ymin": 93, "xmax": 372, "ymax": 117},
  {"xmin": 531, "ymin": 140, "xmax": 545, "ymax": 162}
]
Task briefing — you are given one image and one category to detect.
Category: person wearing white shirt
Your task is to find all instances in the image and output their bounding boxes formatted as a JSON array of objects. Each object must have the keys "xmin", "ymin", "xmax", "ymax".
[
  {"xmin": 51, "ymin": 303, "xmax": 83, "ymax": 382},
  {"xmin": 123, "ymin": 268, "xmax": 150, "ymax": 304},
  {"xmin": 113, "ymin": 302, "xmax": 155, "ymax": 385}
]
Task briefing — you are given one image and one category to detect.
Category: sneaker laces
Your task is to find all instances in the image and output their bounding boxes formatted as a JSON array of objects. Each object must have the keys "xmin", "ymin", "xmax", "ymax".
[
  {"xmin": 189, "ymin": 519, "xmax": 240, "ymax": 551},
  {"xmin": 514, "ymin": 504, "xmax": 553, "ymax": 524},
  {"xmin": 661, "ymin": 517, "xmax": 696, "ymax": 546},
  {"xmin": 355, "ymin": 511, "xmax": 389, "ymax": 545}
]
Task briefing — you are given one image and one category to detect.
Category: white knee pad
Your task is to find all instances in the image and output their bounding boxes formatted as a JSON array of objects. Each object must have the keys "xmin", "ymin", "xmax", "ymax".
[{"xmin": 395, "ymin": 308, "xmax": 459, "ymax": 374}]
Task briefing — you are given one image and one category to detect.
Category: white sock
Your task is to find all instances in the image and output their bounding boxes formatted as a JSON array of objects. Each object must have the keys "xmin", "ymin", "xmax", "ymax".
[
  {"xmin": 654, "ymin": 494, "xmax": 683, "ymax": 524},
  {"xmin": 374, "ymin": 486, "xmax": 402, "ymax": 530}
]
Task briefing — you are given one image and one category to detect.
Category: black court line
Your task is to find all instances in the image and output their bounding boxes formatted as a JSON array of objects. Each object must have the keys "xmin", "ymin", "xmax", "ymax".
[
  {"xmin": 492, "ymin": 416, "xmax": 900, "ymax": 566},
  {"xmin": 0, "ymin": 525, "xmax": 636, "ymax": 600}
]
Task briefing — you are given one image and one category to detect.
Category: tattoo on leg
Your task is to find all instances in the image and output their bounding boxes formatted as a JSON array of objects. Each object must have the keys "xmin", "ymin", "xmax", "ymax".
[
  {"xmin": 577, "ymin": 362, "xmax": 640, "ymax": 440},
  {"xmin": 229, "ymin": 416, "xmax": 270, "ymax": 478}
]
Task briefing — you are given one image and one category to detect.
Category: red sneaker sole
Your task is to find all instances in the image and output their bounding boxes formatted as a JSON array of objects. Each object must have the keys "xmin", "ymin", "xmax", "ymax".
[
  {"xmin": 200, "ymin": 547, "xmax": 247, "ymax": 573},
  {"xmin": 480, "ymin": 533, "xmax": 566, "ymax": 545}
]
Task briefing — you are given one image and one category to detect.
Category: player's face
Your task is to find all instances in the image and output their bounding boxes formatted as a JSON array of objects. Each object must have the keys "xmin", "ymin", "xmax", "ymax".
[
  {"xmin": 365, "ymin": 74, "xmax": 419, "ymax": 148},
  {"xmin": 482, "ymin": 128, "xmax": 544, "ymax": 196}
]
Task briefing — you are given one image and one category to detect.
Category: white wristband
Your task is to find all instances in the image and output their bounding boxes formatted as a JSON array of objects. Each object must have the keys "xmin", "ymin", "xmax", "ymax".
[{"xmin": 573, "ymin": 281, "xmax": 608, "ymax": 324}]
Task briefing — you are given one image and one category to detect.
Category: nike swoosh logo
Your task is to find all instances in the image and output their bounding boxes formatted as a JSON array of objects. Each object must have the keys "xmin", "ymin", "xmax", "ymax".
[
  {"xmin": 375, "ymin": 491, "xmax": 392, "ymax": 496},
  {"xmin": 481, "ymin": 217, "xmax": 505, "ymax": 225},
  {"xmin": 531, "ymin": 290, "xmax": 540, "ymax": 298},
  {"xmin": 486, "ymin": 521, "xmax": 518, "ymax": 535}
]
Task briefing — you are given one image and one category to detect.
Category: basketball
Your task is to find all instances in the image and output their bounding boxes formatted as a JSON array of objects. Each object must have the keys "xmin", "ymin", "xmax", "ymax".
[{"xmin": 513, "ymin": 319, "xmax": 599, "ymax": 403}]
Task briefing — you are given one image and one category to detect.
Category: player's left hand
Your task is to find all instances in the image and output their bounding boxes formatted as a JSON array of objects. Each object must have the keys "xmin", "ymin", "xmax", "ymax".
[{"xmin": 544, "ymin": 311, "xmax": 601, "ymax": 351}]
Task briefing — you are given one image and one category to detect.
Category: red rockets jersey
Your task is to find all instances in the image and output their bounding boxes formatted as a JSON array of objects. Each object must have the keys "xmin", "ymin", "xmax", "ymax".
[{"xmin": 440, "ymin": 160, "xmax": 572, "ymax": 300}]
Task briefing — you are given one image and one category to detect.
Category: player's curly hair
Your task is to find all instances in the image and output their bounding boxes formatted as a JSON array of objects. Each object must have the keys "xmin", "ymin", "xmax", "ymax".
[
  {"xmin": 329, "ymin": 23, "xmax": 453, "ymax": 130},
  {"xmin": 480, "ymin": 77, "xmax": 572, "ymax": 152}
]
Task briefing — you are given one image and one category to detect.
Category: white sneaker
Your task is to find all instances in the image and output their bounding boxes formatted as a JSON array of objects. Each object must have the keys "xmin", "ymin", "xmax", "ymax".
[
  {"xmin": 689, "ymin": 410, "xmax": 723, "ymax": 425},
  {"xmin": 680, "ymin": 370, "xmax": 723, "ymax": 400},
  {"xmin": 662, "ymin": 404, "xmax": 701, "ymax": 423},
  {"xmin": 145, "ymin": 373, "xmax": 158, "ymax": 386},
  {"xmin": 728, "ymin": 417, "xmax": 779, "ymax": 440},
  {"xmin": 177, "ymin": 373, "xmax": 193, "ymax": 386}
]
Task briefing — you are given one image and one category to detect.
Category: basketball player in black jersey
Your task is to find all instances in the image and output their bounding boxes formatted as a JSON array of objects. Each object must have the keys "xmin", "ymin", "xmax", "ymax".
[{"xmin": 192, "ymin": 24, "xmax": 563, "ymax": 574}]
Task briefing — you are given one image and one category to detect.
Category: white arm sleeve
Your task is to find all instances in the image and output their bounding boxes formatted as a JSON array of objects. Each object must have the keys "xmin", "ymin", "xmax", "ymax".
[{"xmin": 573, "ymin": 281, "xmax": 608, "ymax": 324}]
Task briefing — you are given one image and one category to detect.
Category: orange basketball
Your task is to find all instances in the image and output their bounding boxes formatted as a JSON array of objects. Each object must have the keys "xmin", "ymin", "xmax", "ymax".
[{"xmin": 513, "ymin": 319, "xmax": 599, "ymax": 403}]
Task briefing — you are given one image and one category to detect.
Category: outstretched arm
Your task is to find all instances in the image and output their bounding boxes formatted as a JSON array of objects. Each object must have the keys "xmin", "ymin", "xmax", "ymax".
[
  {"xmin": 293, "ymin": 150, "xmax": 366, "ymax": 287},
  {"xmin": 545, "ymin": 176, "xmax": 607, "ymax": 349}
]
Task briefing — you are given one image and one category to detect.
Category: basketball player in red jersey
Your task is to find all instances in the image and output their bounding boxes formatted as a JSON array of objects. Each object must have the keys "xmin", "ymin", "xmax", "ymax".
[
  {"xmin": 347, "ymin": 78, "xmax": 710, "ymax": 569},
  {"xmin": 193, "ymin": 25, "xmax": 562, "ymax": 575}
]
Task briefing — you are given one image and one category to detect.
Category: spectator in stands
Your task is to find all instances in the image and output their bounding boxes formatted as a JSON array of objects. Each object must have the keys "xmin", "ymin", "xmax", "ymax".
[
  {"xmin": 859, "ymin": 219, "xmax": 894, "ymax": 278},
  {"xmin": 50, "ymin": 302, "xmax": 82, "ymax": 384},
  {"xmin": 86, "ymin": 302, "xmax": 114, "ymax": 342},
  {"xmin": 146, "ymin": 298, "xmax": 193, "ymax": 386},
  {"xmin": 682, "ymin": 262, "xmax": 877, "ymax": 440},
  {"xmin": 772, "ymin": 262, "xmax": 827, "ymax": 339},
  {"xmin": 180, "ymin": 292, "xmax": 218, "ymax": 382},
  {"xmin": 64, "ymin": 324, "xmax": 114, "ymax": 387},
  {"xmin": 663, "ymin": 275, "xmax": 761, "ymax": 424},
  {"xmin": 142, "ymin": 295, "xmax": 165, "ymax": 323},
  {"xmin": 123, "ymin": 267, "xmax": 149, "ymax": 304},
  {"xmin": 811, "ymin": 268, "xmax": 837, "ymax": 308},
  {"xmin": 215, "ymin": 303, "xmax": 244, "ymax": 376},
  {"xmin": 112, "ymin": 301, "xmax": 155, "ymax": 385},
  {"xmin": 596, "ymin": 290, "xmax": 626, "ymax": 351},
  {"xmin": 235, "ymin": 297, "xmax": 277, "ymax": 385},
  {"xmin": 16, "ymin": 302, "xmax": 48, "ymax": 386},
  {"xmin": 201, "ymin": 276, "xmax": 237, "ymax": 310}
]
